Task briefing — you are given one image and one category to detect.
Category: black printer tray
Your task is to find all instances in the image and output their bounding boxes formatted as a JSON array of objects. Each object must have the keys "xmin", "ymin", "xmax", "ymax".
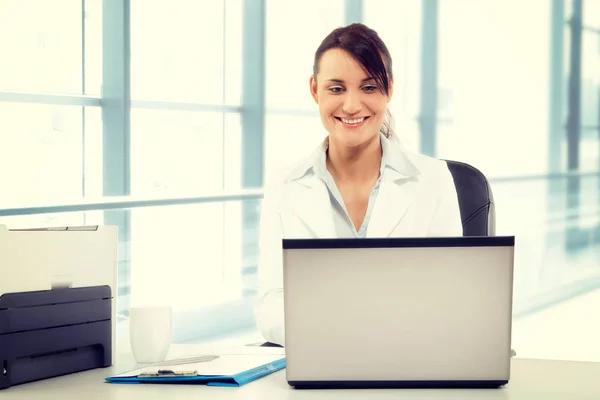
[
  {"xmin": 0, "ymin": 285, "xmax": 112, "ymax": 389},
  {"xmin": 0, "ymin": 285, "xmax": 111, "ymax": 334}
]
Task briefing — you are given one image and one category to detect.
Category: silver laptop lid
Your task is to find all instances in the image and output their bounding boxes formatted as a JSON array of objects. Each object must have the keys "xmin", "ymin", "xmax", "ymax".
[{"xmin": 282, "ymin": 236, "xmax": 515, "ymax": 389}]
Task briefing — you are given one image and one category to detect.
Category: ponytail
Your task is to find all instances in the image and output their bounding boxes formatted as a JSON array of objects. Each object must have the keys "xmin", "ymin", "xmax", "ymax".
[{"xmin": 380, "ymin": 108, "xmax": 394, "ymax": 139}]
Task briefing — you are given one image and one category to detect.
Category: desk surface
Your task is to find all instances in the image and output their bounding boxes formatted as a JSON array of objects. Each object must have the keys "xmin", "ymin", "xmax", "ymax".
[{"xmin": 4, "ymin": 344, "xmax": 600, "ymax": 400}]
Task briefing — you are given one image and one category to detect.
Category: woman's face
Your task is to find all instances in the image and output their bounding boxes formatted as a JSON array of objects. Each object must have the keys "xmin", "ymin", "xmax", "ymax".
[{"xmin": 310, "ymin": 48, "xmax": 392, "ymax": 149}]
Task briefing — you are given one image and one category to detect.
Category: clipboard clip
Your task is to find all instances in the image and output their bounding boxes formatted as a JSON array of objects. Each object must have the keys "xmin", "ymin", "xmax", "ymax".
[
  {"xmin": 137, "ymin": 354, "xmax": 219, "ymax": 378},
  {"xmin": 138, "ymin": 369, "xmax": 198, "ymax": 378}
]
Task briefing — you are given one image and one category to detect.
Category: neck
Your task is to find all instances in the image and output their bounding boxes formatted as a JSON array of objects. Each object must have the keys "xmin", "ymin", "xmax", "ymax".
[{"xmin": 326, "ymin": 134, "xmax": 382, "ymax": 183}]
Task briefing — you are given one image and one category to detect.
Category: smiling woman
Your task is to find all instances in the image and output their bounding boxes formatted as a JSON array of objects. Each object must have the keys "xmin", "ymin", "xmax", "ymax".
[
  {"xmin": 310, "ymin": 23, "xmax": 394, "ymax": 145},
  {"xmin": 311, "ymin": 49, "xmax": 387, "ymax": 150},
  {"xmin": 254, "ymin": 23, "xmax": 465, "ymax": 346}
]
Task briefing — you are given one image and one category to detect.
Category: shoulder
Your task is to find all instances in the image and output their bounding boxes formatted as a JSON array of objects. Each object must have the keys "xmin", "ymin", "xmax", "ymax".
[
  {"xmin": 261, "ymin": 150, "xmax": 316, "ymax": 208},
  {"xmin": 386, "ymin": 141, "xmax": 456, "ymax": 200},
  {"xmin": 407, "ymin": 150, "xmax": 451, "ymax": 179},
  {"xmin": 386, "ymin": 137, "xmax": 451, "ymax": 183},
  {"xmin": 398, "ymin": 148, "xmax": 458, "ymax": 207},
  {"xmin": 263, "ymin": 139, "xmax": 323, "ymax": 188},
  {"xmin": 264, "ymin": 157, "xmax": 312, "ymax": 188}
]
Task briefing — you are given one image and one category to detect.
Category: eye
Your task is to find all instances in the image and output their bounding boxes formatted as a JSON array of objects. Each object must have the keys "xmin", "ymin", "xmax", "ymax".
[
  {"xmin": 362, "ymin": 85, "xmax": 378, "ymax": 93},
  {"xmin": 327, "ymin": 86, "xmax": 344, "ymax": 94}
]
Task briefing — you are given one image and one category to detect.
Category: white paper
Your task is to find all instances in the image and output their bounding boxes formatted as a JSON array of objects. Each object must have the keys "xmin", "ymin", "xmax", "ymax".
[{"xmin": 113, "ymin": 354, "xmax": 284, "ymax": 378}]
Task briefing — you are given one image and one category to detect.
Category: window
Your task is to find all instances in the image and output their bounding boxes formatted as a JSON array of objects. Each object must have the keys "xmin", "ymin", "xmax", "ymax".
[
  {"xmin": 124, "ymin": 0, "xmax": 248, "ymax": 341},
  {"xmin": 0, "ymin": 0, "xmax": 83, "ymax": 94},
  {"xmin": 264, "ymin": 0, "xmax": 344, "ymax": 176},
  {"xmin": 579, "ymin": 0, "xmax": 600, "ymax": 172},
  {"xmin": 363, "ymin": 0, "xmax": 422, "ymax": 152},
  {"xmin": 265, "ymin": 0, "xmax": 344, "ymax": 111},
  {"xmin": 0, "ymin": 0, "xmax": 102, "ymax": 214},
  {"xmin": 435, "ymin": 0, "xmax": 552, "ymax": 177},
  {"xmin": 1, "ymin": 0, "xmax": 600, "ymax": 355},
  {"xmin": 130, "ymin": 0, "xmax": 241, "ymax": 105}
]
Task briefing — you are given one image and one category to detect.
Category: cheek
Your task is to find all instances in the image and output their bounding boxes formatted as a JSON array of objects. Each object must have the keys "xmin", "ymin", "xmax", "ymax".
[
  {"xmin": 365, "ymin": 97, "xmax": 388, "ymax": 115},
  {"xmin": 317, "ymin": 96, "xmax": 338, "ymax": 118}
]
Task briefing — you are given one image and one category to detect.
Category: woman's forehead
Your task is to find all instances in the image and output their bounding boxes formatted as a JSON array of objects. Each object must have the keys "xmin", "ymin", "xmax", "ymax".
[{"xmin": 317, "ymin": 48, "xmax": 370, "ymax": 81}]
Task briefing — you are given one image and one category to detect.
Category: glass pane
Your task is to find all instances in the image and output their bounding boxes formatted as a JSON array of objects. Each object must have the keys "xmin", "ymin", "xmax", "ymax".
[
  {"xmin": 497, "ymin": 175, "xmax": 600, "ymax": 361},
  {"xmin": 436, "ymin": 0, "xmax": 551, "ymax": 176},
  {"xmin": 223, "ymin": 113, "xmax": 243, "ymax": 190},
  {"xmin": 84, "ymin": 0, "xmax": 103, "ymax": 96},
  {"xmin": 0, "ymin": 0, "xmax": 82, "ymax": 94},
  {"xmin": 224, "ymin": 0, "xmax": 243, "ymax": 106},
  {"xmin": 265, "ymin": 0, "xmax": 344, "ymax": 110},
  {"xmin": 126, "ymin": 200, "xmax": 258, "ymax": 343},
  {"xmin": 83, "ymin": 107, "xmax": 104, "ymax": 198},
  {"xmin": 0, "ymin": 103, "xmax": 84, "ymax": 207},
  {"xmin": 130, "ymin": 109, "xmax": 225, "ymax": 195},
  {"xmin": 264, "ymin": 114, "xmax": 325, "ymax": 180},
  {"xmin": 131, "ymin": 204, "xmax": 226, "ymax": 307},
  {"xmin": 432, "ymin": 0, "xmax": 600, "ymax": 363},
  {"xmin": 583, "ymin": 0, "xmax": 600, "ymax": 29},
  {"xmin": 130, "ymin": 0, "xmax": 226, "ymax": 103},
  {"xmin": 580, "ymin": 29, "xmax": 600, "ymax": 172},
  {"xmin": 364, "ymin": 0, "xmax": 422, "ymax": 149}
]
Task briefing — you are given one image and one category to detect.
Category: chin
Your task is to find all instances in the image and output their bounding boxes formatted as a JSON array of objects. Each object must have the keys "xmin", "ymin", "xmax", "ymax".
[{"xmin": 331, "ymin": 128, "xmax": 379, "ymax": 148}]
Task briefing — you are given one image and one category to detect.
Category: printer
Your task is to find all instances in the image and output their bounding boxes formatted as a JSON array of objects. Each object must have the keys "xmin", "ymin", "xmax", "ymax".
[
  {"xmin": 0, "ymin": 225, "xmax": 118, "ymax": 389},
  {"xmin": 0, "ymin": 285, "xmax": 112, "ymax": 389}
]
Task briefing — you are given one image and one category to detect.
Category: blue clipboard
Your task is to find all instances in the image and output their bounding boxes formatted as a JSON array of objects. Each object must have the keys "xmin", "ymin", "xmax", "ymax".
[{"xmin": 105, "ymin": 356, "xmax": 286, "ymax": 387}]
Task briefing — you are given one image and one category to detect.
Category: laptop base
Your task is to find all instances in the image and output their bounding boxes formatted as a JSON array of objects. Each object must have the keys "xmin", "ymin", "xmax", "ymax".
[{"xmin": 289, "ymin": 379, "xmax": 508, "ymax": 389}]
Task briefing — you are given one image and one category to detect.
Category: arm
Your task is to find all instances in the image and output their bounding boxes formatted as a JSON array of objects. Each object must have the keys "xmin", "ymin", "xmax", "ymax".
[
  {"xmin": 427, "ymin": 164, "xmax": 463, "ymax": 237},
  {"xmin": 254, "ymin": 179, "xmax": 286, "ymax": 346}
]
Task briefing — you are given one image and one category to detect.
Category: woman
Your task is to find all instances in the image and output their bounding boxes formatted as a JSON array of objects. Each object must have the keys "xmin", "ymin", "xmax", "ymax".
[{"xmin": 255, "ymin": 23, "xmax": 462, "ymax": 346}]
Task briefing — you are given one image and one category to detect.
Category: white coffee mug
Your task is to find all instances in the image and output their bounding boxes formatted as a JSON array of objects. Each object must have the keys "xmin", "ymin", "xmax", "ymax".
[{"xmin": 129, "ymin": 305, "xmax": 172, "ymax": 363}]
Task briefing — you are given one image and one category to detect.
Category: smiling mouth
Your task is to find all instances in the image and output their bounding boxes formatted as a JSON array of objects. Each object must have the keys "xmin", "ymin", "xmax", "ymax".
[{"xmin": 335, "ymin": 116, "xmax": 370, "ymax": 125}]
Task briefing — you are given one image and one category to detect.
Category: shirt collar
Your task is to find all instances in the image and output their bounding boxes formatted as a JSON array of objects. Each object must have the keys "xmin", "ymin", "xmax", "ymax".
[{"xmin": 286, "ymin": 132, "xmax": 420, "ymax": 182}]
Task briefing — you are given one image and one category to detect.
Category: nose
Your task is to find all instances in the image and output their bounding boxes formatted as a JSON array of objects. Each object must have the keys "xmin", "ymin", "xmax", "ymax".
[{"xmin": 342, "ymin": 90, "xmax": 362, "ymax": 115}]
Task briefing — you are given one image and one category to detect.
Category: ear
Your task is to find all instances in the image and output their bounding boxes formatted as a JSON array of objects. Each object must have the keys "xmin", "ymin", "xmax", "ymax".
[
  {"xmin": 309, "ymin": 76, "xmax": 319, "ymax": 104},
  {"xmin": 387, "ymin": 78, "xmax": 394, "ymax": 103}
]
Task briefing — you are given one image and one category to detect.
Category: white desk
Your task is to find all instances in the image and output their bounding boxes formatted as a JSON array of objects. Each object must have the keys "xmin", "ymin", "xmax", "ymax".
[{"xmin": 4, "ymin": 344, "xmax": 600, "ymax": 400}]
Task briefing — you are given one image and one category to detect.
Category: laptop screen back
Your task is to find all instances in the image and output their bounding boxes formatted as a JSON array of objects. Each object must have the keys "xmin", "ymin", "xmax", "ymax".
[{"xmin": 283, "ymin": 237, "xmax": 515, "ymax": 383}]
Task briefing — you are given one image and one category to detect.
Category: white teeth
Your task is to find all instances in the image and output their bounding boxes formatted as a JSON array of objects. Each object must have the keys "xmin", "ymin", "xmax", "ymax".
[{"xmin": 341, "ymin": 117, "xmax": 365, "ymax": 125}]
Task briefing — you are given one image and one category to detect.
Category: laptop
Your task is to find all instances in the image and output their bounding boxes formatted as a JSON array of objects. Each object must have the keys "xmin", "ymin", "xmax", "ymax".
[{"xmin": 282, "ymin": 236, "xmax": 515, "ymax": 389}]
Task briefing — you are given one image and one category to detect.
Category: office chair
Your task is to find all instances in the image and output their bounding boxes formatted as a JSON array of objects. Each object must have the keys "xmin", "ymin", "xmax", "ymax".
[{"xmin": 444, "ymin": 160, "xmax": 495, "ymax": 236}]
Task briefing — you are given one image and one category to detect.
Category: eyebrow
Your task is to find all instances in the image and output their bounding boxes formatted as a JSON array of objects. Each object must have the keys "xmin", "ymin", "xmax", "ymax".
[{"xmin": 326, "ymin": 77, "xmax": 377, "ymax": 84}]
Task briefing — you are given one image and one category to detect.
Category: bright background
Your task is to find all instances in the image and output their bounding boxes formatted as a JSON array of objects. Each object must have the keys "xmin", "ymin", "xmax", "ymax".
[{"xmin": 1, "ymin": 0, "xmax": 599, "ymax": 360}]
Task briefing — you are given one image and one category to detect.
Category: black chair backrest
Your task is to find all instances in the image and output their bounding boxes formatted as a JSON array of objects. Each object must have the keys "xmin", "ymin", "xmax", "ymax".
[{"xmin": 444, "ymin": 160, "xmax": 495, "ymax": 236}]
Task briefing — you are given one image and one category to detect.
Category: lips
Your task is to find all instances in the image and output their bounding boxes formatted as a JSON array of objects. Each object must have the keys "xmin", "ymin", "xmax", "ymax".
[{"xmin": 335, "ymin": 116, "xmax": 370, "ymax": 126}]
